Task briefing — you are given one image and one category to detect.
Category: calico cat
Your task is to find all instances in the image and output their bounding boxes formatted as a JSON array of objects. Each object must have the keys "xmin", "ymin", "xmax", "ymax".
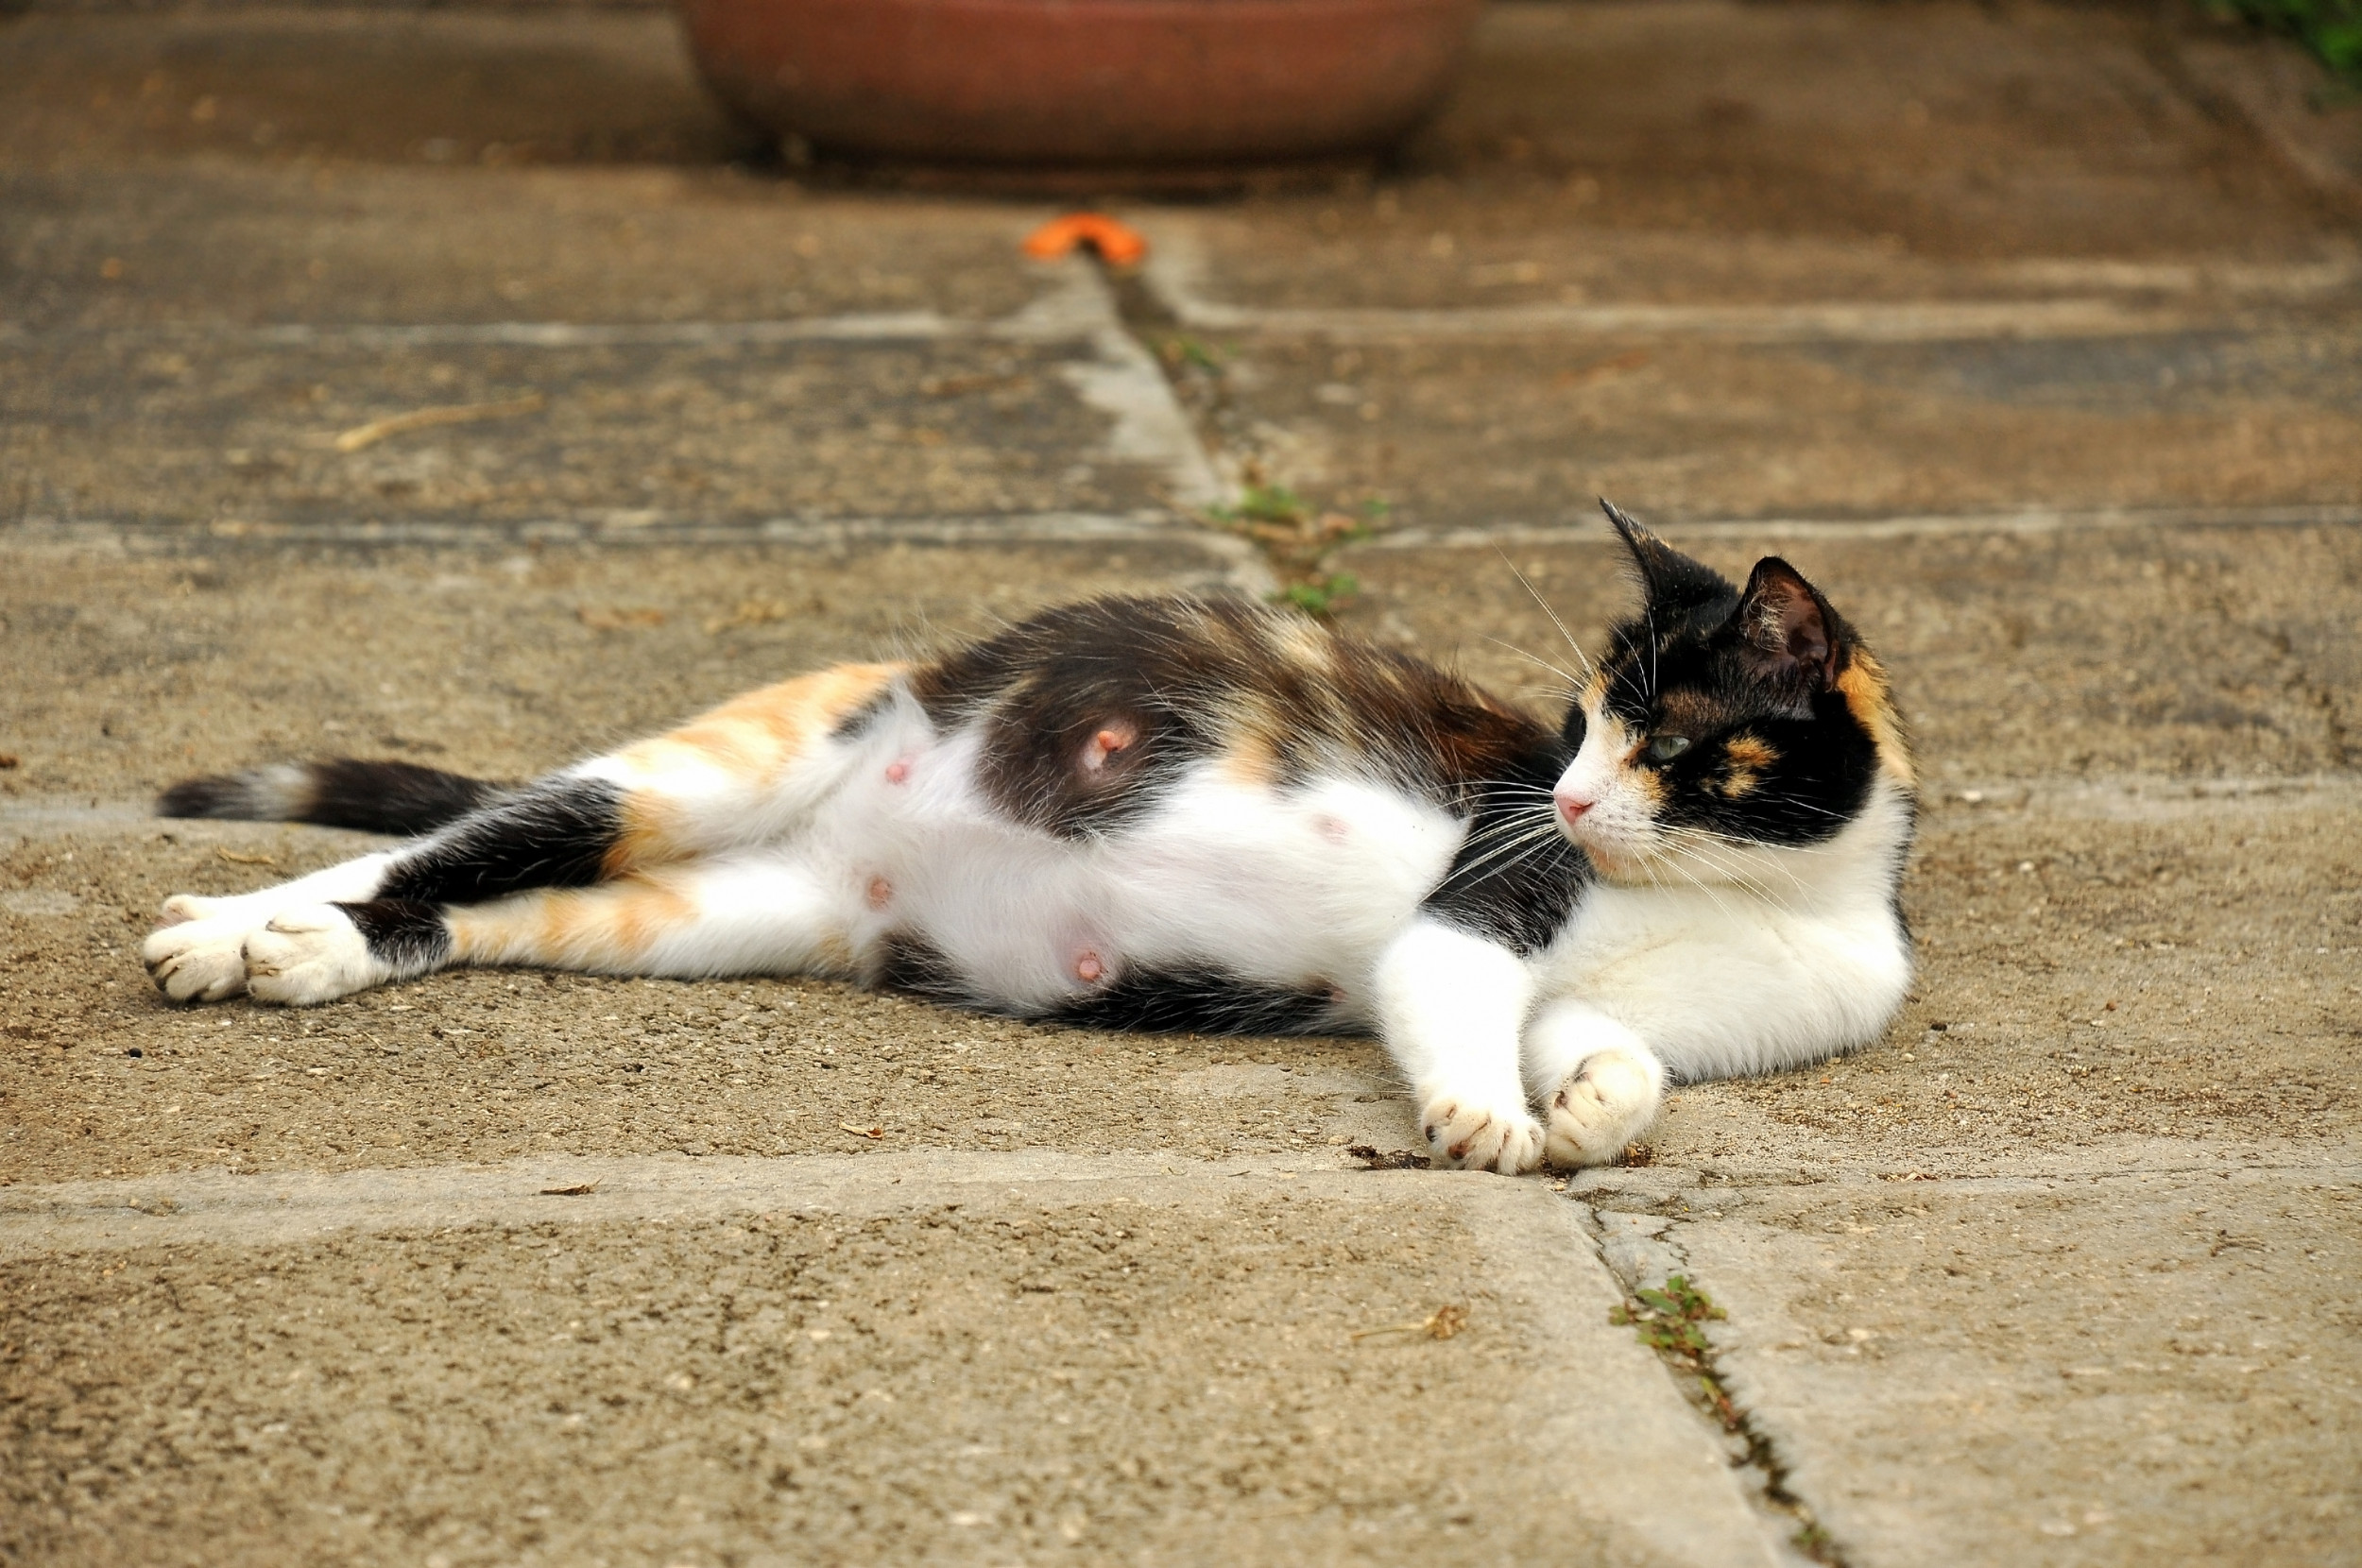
[{"xmin": 141, "ymin": 504, "xmax": 1915, "ymax": 1173}]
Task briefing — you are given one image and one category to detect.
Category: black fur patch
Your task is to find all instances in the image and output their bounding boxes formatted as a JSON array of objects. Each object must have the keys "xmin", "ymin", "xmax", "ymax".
[
  {"xmin": 1588, "ymin": 501, "xmax": 1902, "ymax": 859},
  {"xmin": 1422, "ymin": 741, "xmax": 1592, "ymax": 955},
  {"xmin": 878, "ymin": 935, "xmax": 1341, "ymax": 1036},
  {"xmin": 376, "ymin": 778, "xmax": 624, "ymax": 906},
  {"xmin": 336, "ymin": 898, "xmax": 453, "ymax": 975},
  {"xmin": 157, "ymin": 758, "xmax": 504, "ymax": 837},
  {"xmin": 912, "ymin": 596, "xmax": 1555, "ymax": 838},
  {"xmin": 155, "ymin": 773, "xmax": 278, "ymax": 821},
  {"xmin": 1052, "ymin": 969, "xmax": 1344, "ymax": 1036},
  {"xmin": 301, "ymin": 760, "xmax": 505, "ymax": 836}
]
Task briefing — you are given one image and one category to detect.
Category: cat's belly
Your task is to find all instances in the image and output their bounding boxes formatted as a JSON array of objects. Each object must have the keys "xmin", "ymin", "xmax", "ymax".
[{"xmin": 813, "ymin": 747, "xmax": 1463, "ymax": 1018}]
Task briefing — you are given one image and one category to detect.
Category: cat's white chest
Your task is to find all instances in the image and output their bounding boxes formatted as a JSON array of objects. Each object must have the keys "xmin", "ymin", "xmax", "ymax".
[{"xmin": 1532, "ymin": 790, "xmax": 1915, "ymax": 1079}]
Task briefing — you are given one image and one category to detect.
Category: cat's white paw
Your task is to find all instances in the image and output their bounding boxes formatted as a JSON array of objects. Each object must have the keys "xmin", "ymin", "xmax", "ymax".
[
  {"xmin": 143, "ymin": 912, "xmax": 252, "ymax": 1003},
  {"xmin": 1420, "ymin": 1094, "xmax": 1545, "ymax": 1175},
  {"xmin": 1545, "ymin": 1048, "xmax": 1664, "ymax": 1168},
  {"xmin": 242, "ymin": 905, "xmax": 384, "ymax": 1006}
]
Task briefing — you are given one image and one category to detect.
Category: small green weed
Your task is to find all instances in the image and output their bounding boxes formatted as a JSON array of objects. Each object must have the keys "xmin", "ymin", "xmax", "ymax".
[
  {"xmin": 1792, "ymin": 1521, "xmax": 1838, "ymax": 1559},
  {"xmin": 1614, "ymin": 1274, "xmax": 1839, "ymax": 1561},
  {"xmin": 1210, "ymin": 483, "xmax": 1312, "ymax": 526},
  {"xmin": 2205, "ymin": 0, "xmax": 2362, "ymax": 86},
  {"xmin": 1157, "ymin": 335, "xmax": 1226, "ymax": 373},
  {"xmin": 1205, "ymin": 483, "xmax": 1376, "ymax": 618},
  {"xmin": 1283, "ymin": 573, "xmax": 1361, "ymax": 616},
  {"xmin": 1610, "ymin": 1273, "xmax": 1728, "ymax": 1359}
]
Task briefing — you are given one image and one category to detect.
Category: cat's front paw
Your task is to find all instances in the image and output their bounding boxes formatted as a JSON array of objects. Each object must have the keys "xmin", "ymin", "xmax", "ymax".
[
  {"xmin": 1545, "ymin": 1048, "xmax": 1663, "ymax": 1168},
  {"xmin": 1420, "ymin": 1095, "xmax": 1545, "ymax": 1175},
  {"xmin": 143, "ymin": 901, "xmax": 254, "ymax": 1003},
  {"xmin": 241, "ymin": 904, "xmax": 384, "ymax": 1006}
]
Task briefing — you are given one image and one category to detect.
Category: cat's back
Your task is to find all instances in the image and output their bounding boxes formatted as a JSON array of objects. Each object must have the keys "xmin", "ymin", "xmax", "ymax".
[{"xmin": 899, "ymin": 594, "xmax": 1552, "ymax": 836}]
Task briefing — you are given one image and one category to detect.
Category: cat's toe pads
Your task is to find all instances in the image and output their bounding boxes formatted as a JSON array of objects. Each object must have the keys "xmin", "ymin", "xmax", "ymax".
[
  {"xmin": 241, "ymin": 905, "xmax": 383, "ymax": 1006},
  {"xmin": 1420, "ymin": 1096, "xmax": 1545, "ymax": 1175},
  {"xmin": 1546, "ymin": 1048, "xmax": 1662, "ymax": 1168},
  {"xmin": 143, "ymin": 916, "xmax": 252, "ymax": 1003}
]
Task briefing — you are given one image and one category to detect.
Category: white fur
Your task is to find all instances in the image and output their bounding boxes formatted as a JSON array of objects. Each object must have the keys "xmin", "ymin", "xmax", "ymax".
[
  {"xmin": 1373, "ymin": 917, "xmax": 1545, "ymax": 1172},
  {"xmin": 243, "ymin": 905, "xmax": 389, "ymax": 1006},
  {"xmin": 147, "ymin": 680, "xmax": 1913, "ymax": 1173},
  {"xmin": 141, "ymin": 850, "xmax": 396, "ymax": 1002}
]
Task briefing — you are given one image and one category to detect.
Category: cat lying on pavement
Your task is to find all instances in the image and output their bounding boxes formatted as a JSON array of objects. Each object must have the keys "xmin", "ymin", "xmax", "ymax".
[{"xmin": 144, "ymin": 503, "xmax": 1915, "ymax": 1173}]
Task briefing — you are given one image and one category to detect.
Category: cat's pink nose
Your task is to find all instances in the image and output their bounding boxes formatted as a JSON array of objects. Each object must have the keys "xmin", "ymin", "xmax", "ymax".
[{"xmin": 1555, "ymin": 794, "xmax": 1594, "ymax": 824}]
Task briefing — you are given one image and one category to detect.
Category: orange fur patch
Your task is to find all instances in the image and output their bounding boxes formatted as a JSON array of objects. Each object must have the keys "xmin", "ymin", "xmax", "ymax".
[
  {"xmin": 1717, "ymin": 733, "xmax": 1777, "ymax": 798},
  {"xmin": 1217, "ymin": 697, "xmax": 1287, "ymax": 787},
  {"xmin": 1834, "ymin": 648, "xmax": 1915, "ymax": 788},
  {"xmin": 449, "ymin": 876, "xmax": 696, "ymax": 971},
  {"xmin": 605, "ymin": 661, "xmax": 907, "ymax": 872},
  {"xmin": 1723, "ymin": 735, "xmax": 1777, "ymax": 770}
]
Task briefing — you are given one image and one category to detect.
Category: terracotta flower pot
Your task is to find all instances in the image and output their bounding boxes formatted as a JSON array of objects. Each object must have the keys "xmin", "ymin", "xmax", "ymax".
[{"xmin": 672, "ymin": 0, "xmax": 1486, "ymax": 166}]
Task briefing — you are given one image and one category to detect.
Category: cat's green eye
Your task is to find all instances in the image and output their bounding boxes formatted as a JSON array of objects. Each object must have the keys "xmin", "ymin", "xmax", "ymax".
[{"xmin": 1645, "ymin": 735, "xmax": 1692, "ymax": 762}]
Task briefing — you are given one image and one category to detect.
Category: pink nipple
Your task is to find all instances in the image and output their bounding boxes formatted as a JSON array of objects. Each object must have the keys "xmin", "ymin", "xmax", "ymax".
[
  {"xmin": 865, "ymin": 876, "xmax": 893, "ymax": 910},
  {"xmin": 1079, "ymin": 720, "xmax": 1140, "ymax": 773},
  {"xmin": 1073, "ymin": 949, "xmax": 1104, "ymax": 983},
  {"xmin": 884, "ymin": 758, "xmax": 911, "ymax": 784}
]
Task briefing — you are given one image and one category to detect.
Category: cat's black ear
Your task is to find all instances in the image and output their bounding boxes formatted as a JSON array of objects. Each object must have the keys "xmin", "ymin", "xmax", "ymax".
[
  {"xmin": 1735, "ymin": 556, "xmax": 1841, "ymax": 695},
  {"xmin": 1600, "ymin": 499, "xmax": 1732, "ymax": 613}
]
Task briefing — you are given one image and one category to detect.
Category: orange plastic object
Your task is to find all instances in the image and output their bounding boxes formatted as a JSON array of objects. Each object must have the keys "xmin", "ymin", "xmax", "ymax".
[{"xmin": 1021, "ymin": 213, "xmax": 1149, "ymax": 267}]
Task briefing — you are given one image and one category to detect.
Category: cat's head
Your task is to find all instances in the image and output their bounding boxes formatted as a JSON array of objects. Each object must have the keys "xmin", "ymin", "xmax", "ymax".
[{"xmin": 1551, "ymin": 503, "xmax": 1914, "ymax": 882}]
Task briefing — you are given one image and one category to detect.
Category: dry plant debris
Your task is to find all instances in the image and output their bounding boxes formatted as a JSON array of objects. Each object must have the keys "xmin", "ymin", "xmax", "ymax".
[
  {"xmin": 332, "ymin": 393, "xmax": 545, "ymax": 452},
  {"xmin": 576, "ymin": 605, "xmax": 667, "ymax": 631},
  {"xmin": 1352, "ymin": 1304, "xmax": 1471, "ymax": 1342}
]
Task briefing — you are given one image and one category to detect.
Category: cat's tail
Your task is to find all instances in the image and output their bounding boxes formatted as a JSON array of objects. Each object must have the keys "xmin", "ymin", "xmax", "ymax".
[{"xmin": 156, "ymin": 758, "xmax": 510, "ymax": 837}]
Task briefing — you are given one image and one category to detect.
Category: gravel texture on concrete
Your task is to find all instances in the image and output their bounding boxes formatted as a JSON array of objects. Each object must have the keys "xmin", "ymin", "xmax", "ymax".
[{"xmin": 0, "ymin": 1177, "xmax": 1688, "ymax": 1567}]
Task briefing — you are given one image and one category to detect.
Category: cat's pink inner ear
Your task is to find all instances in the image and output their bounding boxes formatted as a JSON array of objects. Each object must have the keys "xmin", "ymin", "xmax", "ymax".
[{"xmin": 1739, "ymin": 558, "xmax": 1838, "ymax": 690}]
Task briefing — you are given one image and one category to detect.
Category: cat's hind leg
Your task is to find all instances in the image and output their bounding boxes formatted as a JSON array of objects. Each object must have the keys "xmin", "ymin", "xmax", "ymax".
[
  {"xmin": 1523, "ymin": 999, "xmax": 1668, "ymax": 1168},
  {"xmin": 145, "ymin": 661, "xmax": 911, "ymax": 1004},
  {"xmin": 143, "ymin": 852, "xmax": 401, "ymax": 1002}
]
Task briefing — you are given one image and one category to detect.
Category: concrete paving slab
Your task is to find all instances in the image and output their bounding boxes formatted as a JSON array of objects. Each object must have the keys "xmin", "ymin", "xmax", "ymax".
[
  {"xmin": 0, "ymin": 1166, "xmax": 1781, "ymax": 1567},
  {"xmin": 5, "ymin": 525, "xmax": 2355, "ymax": 1191},
  {"xmin": 5, "ymin": 333, "xmax": 1169, "ymax": 527},
  {"xmin": 2, "ymin": 162, "xmax": 1045, "ymax": 331},
  {"xmin": 0, "ymin": 10, "xmax": 736, "ymax": 172},
  {"xmin": 0, "ymin": 10, "xmax": 1055, "ymax": 335},
  {"xmin": 1166, "ymin": 2, "xmax": 2358, "ymax": 290},
  {"xmin": 1157, "ymin": 329, "xmax": 2362, "ymax": 527},
  {"xmin": 1575, "ymin": 1167, "xmax": 2362, "ymax": 1566}
]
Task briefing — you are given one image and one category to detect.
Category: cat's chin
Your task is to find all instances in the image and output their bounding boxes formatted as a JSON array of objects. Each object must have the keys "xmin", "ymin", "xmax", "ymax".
[{"xmin": 1570, "ymin": 840, "xmax": 1654, "ymax": 886}]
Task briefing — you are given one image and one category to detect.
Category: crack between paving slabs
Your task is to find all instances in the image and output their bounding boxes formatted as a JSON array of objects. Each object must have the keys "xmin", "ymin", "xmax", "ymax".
[
  {"xmin": 1094, "ymin": 256, "xmax": 1371, "ymax": 613},
  {"xmin": 1574, "ymin": 1195, "xmax": 1850, "ymax": 1567}
]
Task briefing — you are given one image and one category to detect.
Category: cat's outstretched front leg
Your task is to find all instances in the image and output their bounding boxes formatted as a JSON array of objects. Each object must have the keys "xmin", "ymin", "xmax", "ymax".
[
  {"xmin": 1371, "ymin": 916, "xmax": 1545, "ymax": 1174},
  {"xmin": 1523, "ymin": 998, "xmax": 1668, "ymax": 1168}
]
